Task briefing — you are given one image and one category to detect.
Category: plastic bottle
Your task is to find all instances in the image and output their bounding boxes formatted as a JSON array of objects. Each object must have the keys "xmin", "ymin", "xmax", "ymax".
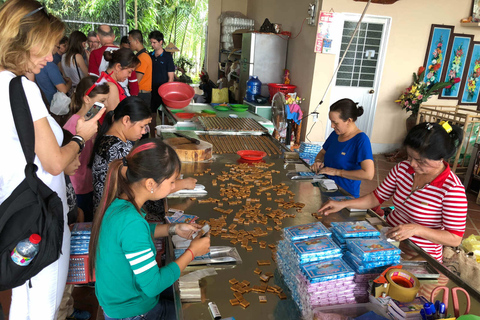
[
  {"xmin": 11, "ymin": 234, "xmax": 41, "ymax": 266},
  {"xmin": 246, "ymin": 75, "xmax": 262, "ymax": 102}
]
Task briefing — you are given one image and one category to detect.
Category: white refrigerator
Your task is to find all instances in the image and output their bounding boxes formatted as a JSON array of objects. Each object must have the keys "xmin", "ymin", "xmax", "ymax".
[{"xmin": 239, "ymin": 33, "xmax": 288, "ymax": 100}]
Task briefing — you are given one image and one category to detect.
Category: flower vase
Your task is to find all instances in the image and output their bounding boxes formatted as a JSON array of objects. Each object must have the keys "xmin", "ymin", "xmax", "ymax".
[
  {"xmin": 444, "ymin": 87, "xmax": 452, "ymax": 96},
  {"xmin": 406, "ymin": 113, "xmax": 418, "ymax": 132},
  {"xmin": 468, "ymin": 91, "xmax": 475, "ymax": 101}
]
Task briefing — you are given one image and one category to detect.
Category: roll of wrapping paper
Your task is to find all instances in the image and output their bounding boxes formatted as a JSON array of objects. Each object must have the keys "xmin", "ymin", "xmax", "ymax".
[{"xmin": 386, "ymin": 268, "xmax": 420, "ymax": 302}]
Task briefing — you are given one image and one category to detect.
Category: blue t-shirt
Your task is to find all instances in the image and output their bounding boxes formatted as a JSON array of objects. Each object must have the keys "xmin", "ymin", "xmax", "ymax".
[
  {"xmin": 323, "ymin": 131, "xmax": 373, "ymax": 198},
  {"xmin": 52, "ymin": 53, "xmax": 62, "ymax": 65},
  {"xmin": 36, "ymin": 61, "xmax": 65, "ymax": 104}
]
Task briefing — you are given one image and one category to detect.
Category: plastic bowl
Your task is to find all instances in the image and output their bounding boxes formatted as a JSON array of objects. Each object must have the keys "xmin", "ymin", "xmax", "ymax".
[
  {"xmin": 175, "ymin": 112, "xmax": 196, "ymax": 120},
  {"xmin": 237, "ymin": 150, "xmax": 267, "ymax": 161},
  {"xmin": 158, "ymin": 82, "xmax": 195, "ymax": 109}
]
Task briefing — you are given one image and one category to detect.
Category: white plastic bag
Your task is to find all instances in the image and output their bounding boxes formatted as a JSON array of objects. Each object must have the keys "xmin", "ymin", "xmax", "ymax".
[{"xmin": 50, "ymin": 91, "xmax": 71, "ymax": 116}]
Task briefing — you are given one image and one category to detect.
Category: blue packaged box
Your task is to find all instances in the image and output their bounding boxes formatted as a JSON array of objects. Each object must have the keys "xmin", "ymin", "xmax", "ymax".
[
  {"xmin": 284, "ymin": 222, "xmax": 331, "ymax": 241},
  {"xmin": 346, "ymin": 239, "xmax": 401, "ymax": 261},
  {"xmin": 301, "ymin": 258, "xmax": 355, "ymax": 283},
  {"xmin": 344, "ymin": 251, "xmax": 400, "ymax": 270},
  {"xmin": 330, "ymin": 221, "xmax": 380, "ymax": 238},
  {"xmin": 343, "ymin": 253, "xmax": 391, "ymax": 274},
  {"xmin": 71, "ymin": 222, "xmax": 92, "ymax": 235},
  {"xmin": 292, "ymin": 236, "xmax": 342, "ymax": 263}
]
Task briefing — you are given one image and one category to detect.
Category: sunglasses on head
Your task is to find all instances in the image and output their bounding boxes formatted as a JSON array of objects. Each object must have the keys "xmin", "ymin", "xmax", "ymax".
[{"xmin": 23, "ymin": 6, "xmax": 48, "ymax": 19}]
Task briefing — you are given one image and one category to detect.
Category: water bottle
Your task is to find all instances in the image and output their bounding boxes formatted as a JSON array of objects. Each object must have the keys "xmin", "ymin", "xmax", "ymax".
[
  {"xmin": 11, "ymin": 234, "xmax": 41, "ymax": 266},
  {"xmin": 246, "ymin": 76, "xmax": 262, "ymax": 102}
]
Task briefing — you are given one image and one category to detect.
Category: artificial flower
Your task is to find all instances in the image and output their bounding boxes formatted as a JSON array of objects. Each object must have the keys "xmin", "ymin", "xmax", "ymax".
[{"xmin": 395, "ymin": 66, "xmax": 458, "ymax": 116}]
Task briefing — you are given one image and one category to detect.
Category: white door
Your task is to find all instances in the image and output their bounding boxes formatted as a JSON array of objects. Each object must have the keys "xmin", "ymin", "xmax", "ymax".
[{"xmin": 326, "ymin": 14, "xmax": 391, "ymax": 138}]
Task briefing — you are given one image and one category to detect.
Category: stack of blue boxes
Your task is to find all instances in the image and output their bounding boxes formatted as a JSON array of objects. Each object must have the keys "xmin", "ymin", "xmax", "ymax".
[{"xmin": 277, "ymin": 222, "xmax": 357, "ymax": 318}]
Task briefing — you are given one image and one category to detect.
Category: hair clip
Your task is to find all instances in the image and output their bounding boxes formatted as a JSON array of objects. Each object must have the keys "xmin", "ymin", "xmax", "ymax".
[
  {"xmin": 122, "ymin": 157, "xmax": 128, "ymax": 167},
  {"xmin": 85, "ymin": 72, "xmax": 108, "ymax": 96},
  {"xmin": 426, "ymin": 123, "xmax": 433, "ymax": 131},
  {"xmin": 439, "ymin": 120, "xmax": 452, "ymax": 133}
]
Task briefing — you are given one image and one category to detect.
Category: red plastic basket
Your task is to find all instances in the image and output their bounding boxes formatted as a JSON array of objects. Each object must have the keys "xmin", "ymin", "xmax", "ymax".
[{"xmin": 267, "ymin": 83, "xmax": 297, "ymax": 102}]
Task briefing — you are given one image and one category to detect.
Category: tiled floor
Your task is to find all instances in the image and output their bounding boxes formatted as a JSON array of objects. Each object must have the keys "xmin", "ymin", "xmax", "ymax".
[{"xmin": 1, "ymin": 154, "xmax": 480, "ymax": 320}]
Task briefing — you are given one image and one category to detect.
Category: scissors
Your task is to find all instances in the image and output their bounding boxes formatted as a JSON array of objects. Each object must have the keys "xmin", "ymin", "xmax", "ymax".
[{"xmin": 430, "ymin": 286, "xmax": 471, "ymax": 318}]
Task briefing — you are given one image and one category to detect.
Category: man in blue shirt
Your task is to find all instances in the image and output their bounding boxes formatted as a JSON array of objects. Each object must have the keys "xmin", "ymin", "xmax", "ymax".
[
  {"xmin": 149, "ymin": 31, "xmax": 175, "ymax": 125},
  {"xmin": 36, "ymin": 44, "xmax": 72, "ymax": 105}
]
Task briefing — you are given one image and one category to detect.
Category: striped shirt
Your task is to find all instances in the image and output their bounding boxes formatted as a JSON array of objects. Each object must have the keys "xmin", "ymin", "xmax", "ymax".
[{"xmin": 373, "ymin": 161, "xmax": 467, "ymax": 261}]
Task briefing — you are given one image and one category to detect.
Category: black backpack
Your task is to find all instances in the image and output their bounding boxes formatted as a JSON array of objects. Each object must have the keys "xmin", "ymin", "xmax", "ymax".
[{"xmin": 0, "ymin": 76, "xmax": 64, "ymax": 290}]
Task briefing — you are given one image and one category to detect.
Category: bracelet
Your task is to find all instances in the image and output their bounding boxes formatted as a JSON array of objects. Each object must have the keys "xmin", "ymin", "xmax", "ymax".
[
  {"xmin": 72, "ymin": 135, "xmax": 85, "ymax": 144},
  {"xmin": 186, "ymin": 248, "xmax": 195, "ymax": 261},
  {"xmin": 71, "ymin": 136, "xmax": 85, "ymax": 154},
  {"xmin": 168, "ymin": 223, "xmax": 177, "ymax": 236}
]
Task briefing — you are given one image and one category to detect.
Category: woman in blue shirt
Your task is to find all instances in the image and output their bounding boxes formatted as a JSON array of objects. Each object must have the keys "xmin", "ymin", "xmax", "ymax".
[{"xmin": 311, "ymin": 98, "xmax": 374, "ymax": 198}]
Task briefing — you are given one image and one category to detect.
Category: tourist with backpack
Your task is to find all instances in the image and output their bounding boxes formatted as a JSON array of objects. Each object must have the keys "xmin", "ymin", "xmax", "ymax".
[{"xmin": 0, "ymin": 1, "xmax": 104, "ymax": 319}]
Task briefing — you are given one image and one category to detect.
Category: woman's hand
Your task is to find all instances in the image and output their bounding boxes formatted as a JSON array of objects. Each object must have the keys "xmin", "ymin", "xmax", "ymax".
[
  {"xmin": 188, "ymin": 232, "xmax": 211, "ymax": 257},
  {"xmin": 319, "ymin": 167, "xmax": 341, "ymax": 176},
  {"xmin": 317, "ymin": 200, "xmax": 346, "ymax": 216},
  {"xmin": 75, "ymin": 107, "xmax": 106, "ymax": 141},
  {"xmin": 176, "ymin": 223, "xmax": 201, "ymax": 240},
  {"xmin": 310, "ymin": 161, "xmax": 324, "ymax": 174},
  {"xmin": 386, "ymin": 224, "xmax": 420, "ymax": 242}
]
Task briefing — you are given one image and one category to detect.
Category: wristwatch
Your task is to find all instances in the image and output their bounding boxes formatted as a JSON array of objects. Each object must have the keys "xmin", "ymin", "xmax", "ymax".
[
  {"xmin": 168, "ymin": 224, "xmax": 177, "ymax": 236},
  {"xmin": 71, "ymin": 135, "xmax": 85, "ymax": 153}
]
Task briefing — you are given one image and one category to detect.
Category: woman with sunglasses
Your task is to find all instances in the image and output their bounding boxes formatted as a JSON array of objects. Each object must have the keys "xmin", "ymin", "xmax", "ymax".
[
  {"xmin": 318, "ymin": 122, "xmax": 468, "ymax": 262},
  {"xmin": 0, "ymin": 1, "xmax": 104, "ymax": 318}
]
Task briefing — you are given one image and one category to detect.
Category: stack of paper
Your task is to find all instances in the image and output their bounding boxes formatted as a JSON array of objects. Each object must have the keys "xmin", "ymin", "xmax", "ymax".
[{"xmin": 318, "ymin": 179, "xmax": 338, "ymax": 190}]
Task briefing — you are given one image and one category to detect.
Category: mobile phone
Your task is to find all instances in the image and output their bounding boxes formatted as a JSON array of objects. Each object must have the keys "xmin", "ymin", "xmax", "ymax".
[
  {"xmin": 85, "ymin": 102, "xmax": 104, "ymax": 120},
  {"xmin": 199, "ymin": 224, "xmax": 210, "ymax": 238}
]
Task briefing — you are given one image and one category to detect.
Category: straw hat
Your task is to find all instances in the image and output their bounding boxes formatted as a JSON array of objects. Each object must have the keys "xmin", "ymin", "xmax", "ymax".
[{"xmin": 165, "ymin": 42, "xmax": 180, "ymax": 52}]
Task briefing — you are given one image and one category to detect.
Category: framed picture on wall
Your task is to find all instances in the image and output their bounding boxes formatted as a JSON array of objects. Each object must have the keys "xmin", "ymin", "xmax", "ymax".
[
  {"xmin": 472, "ymin": 0, "xmax": 480, "ymax": 22},
  {"xmin": 439, "ymin": 34, "xmax": 474, "ymax": 99},
  {"xmin": 423, "ymin": 24, "xmax": 454, "ymax": 85},
  {"xmin": 458, "ymin": 42, "xmax": 480, "ymax": 106}
]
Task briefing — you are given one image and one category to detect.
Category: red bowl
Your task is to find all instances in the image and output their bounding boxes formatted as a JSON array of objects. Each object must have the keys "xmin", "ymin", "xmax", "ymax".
[
  {"xmin": 236, "ymin": 150, "xmax": 267, "ymax": 161},
  {"xmin": 175, "ymin": 112, "xmax": 196, "ymax": 120},
  {"xmin": 158, "ymin": 82, "xmax": 195, "ymax": 109}
]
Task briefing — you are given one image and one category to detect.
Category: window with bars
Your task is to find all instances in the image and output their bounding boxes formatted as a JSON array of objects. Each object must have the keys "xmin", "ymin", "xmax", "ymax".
[{"xmin": 335, "ymin": 21, "xmax": 384, "ymax": 88}]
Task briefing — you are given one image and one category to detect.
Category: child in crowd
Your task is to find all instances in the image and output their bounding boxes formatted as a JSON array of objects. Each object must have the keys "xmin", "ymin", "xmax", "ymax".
[
  {"xmin": 58, "ymin": 130, "xmax": 91, "ymax": 320},
  {"xmin": 64, "ymin": 76, "xmax": 109, "ymax": 222},
  {"xmin": 89, "ymin": 139, "xmax": 210, "ymax": 320}
]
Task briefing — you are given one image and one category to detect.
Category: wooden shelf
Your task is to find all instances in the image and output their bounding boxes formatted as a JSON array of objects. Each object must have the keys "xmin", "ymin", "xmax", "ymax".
[
  {"xmin": 220, "ymin": 49, "xmax": 242, "ymax": 55},
  {"xmin": 461, "ymin": 22, "xmax": 480, "ymax": 27}
]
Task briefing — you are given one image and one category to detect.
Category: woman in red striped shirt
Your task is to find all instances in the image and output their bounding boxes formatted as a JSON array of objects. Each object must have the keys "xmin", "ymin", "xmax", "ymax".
[{"xmin": 318, "ymin": 122, "xmax": 467, "ymax": 262}]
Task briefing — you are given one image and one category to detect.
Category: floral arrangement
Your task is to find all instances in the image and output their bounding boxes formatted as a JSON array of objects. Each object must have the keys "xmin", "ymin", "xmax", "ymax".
[
  {"xmin": 467, "ymin": 55, "xmax": 480, "ymax": 100},
  {"xmin": 395, "ymin": 66, "xmax": 460, "ymax": 115},
  {"xmin": 426, "ymin": 35, "xmax": 444, "ymax": 84},
  {"xmin": 445, "ymin": 45, "xmax": 464, "ymax": 93}
]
